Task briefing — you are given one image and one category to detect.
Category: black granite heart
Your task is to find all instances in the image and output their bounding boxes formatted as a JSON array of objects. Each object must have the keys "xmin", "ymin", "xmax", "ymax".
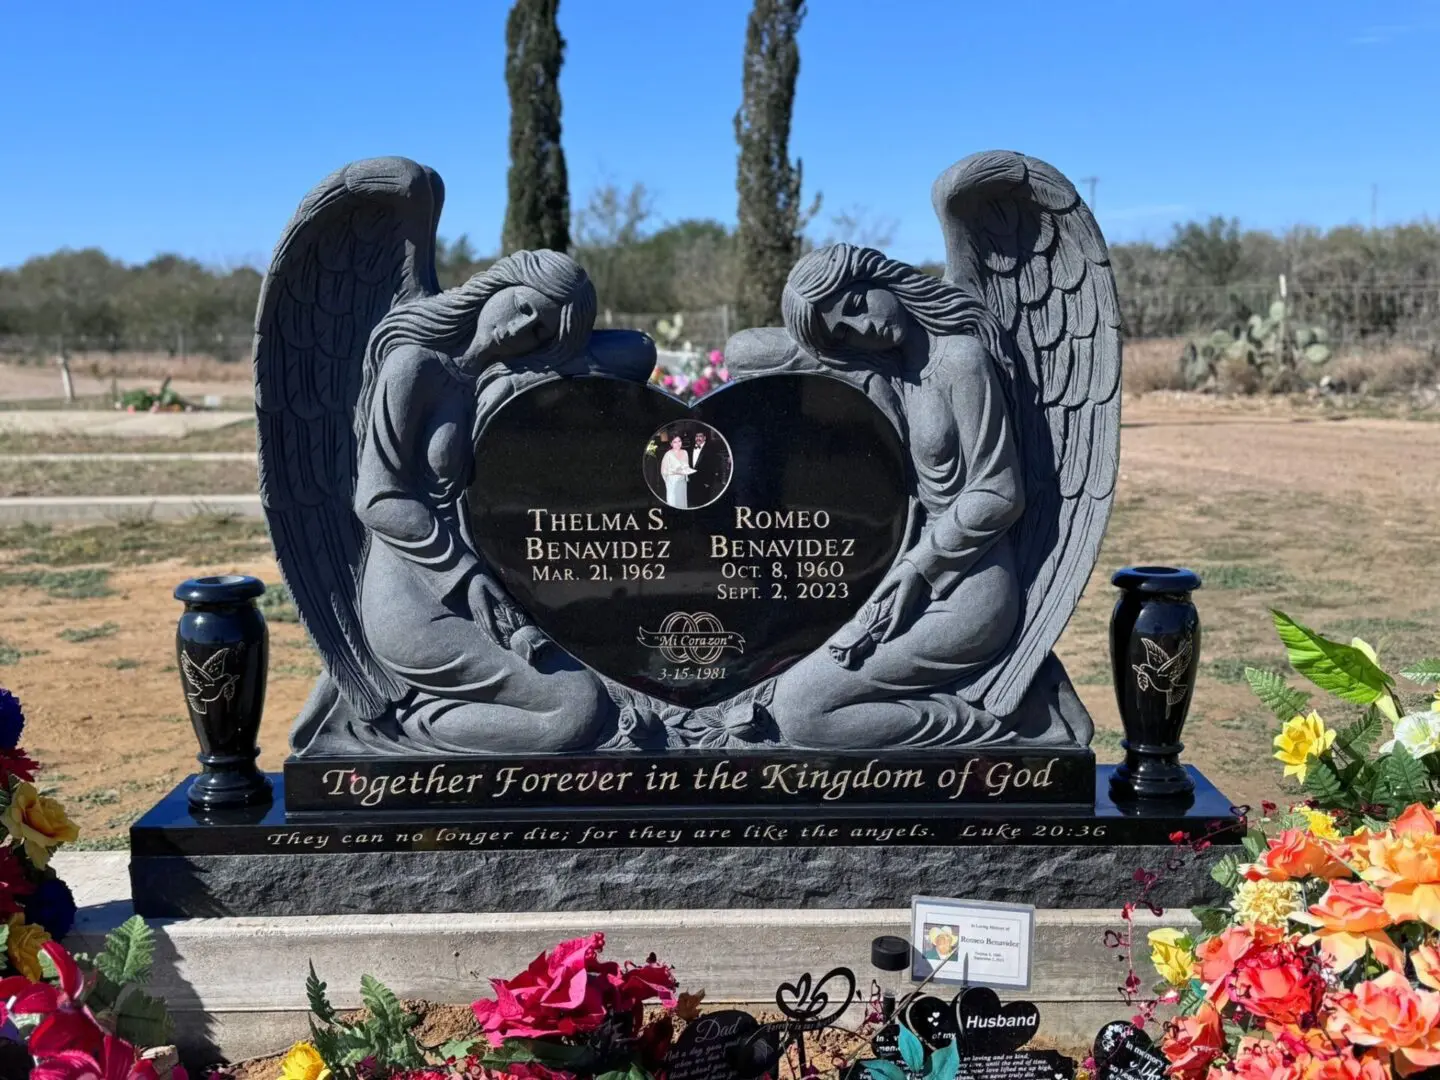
[
  {"xmin": 1092, "ymin": 1022, "xmax": 1165, "ymax": 1080},
  {"xmin": 471, "ymin": 374, "xmax": 908, "ymax": 707},
  {"xmin": 955, "ymin": 987, "xmax": 1039, "ymax": 1055},
  {"xmin": 667, "ymin": 1009, "xmax": 764, "ymax": 1080},
  {"xmin": 904, "ymin": 994, "xmax": 959, "ymax": 1047}
]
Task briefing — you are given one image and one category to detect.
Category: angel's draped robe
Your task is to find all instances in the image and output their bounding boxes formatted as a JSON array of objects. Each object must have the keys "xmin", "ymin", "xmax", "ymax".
[
  {"xmin": 767, "ymin": 333, "xmax": 1026, "ymax": 746},
  {"xmin": 350, "ymin": 344, "xmax": 608, "ymax": 753}
]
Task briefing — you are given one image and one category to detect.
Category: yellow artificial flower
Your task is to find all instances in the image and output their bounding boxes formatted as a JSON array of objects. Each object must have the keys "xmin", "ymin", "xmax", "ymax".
[
  {"xmin": 1274, "ymin": 711, "xmax": 1337, "ymax": 783},
  {"xmin": 1, "ymin": 783, "xmax": 78, "ymax": 868},
  {"xmin": 6, "ymin": 913, "xmax": 51, "ymax": 982},
  {"xmin": 1232, "ymin": 878, "xmax": 1303, "ymax": 927},
  {"xmin": 1146, "ymin": 927, "xmax": 1196, "ymax": 987},
  {"xmin": 1303, "ymin": 808, "xmax": 1341, "ymax": 841},
  {"xmin": 278, "ymin": 1042, "xmax": 331, "ymax": 1080}
]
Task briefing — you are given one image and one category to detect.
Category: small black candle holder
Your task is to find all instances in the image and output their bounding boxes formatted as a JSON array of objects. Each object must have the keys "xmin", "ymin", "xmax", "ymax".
[
  {"xmin": 175, "ymin": 575, "xmax": 272, "ymax": 809},
  {"xmin": 1109, "ymin": 566, "xmax": 1202, "ymax": 804}
]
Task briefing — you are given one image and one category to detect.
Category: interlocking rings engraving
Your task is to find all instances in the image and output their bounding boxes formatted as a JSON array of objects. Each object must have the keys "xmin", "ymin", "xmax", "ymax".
[{"xmin": 637, "ymin": 611, "xmax": 746, "ymax": 664}]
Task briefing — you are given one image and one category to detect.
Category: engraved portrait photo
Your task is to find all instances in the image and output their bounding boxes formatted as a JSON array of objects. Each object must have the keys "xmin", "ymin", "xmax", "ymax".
[{"xmin": 643, "ymin": 420, "xmax": 733, "ymax": 510}]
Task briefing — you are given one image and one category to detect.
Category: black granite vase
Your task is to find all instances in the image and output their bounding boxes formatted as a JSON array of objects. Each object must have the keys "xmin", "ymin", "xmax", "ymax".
[
  {"xmin": 1110, "ymin": 566, "xmax": 1202, "ymax": 803},
  {"xmin": 175, "ymin": 575, "xmax": 271, "ymax": 809}
]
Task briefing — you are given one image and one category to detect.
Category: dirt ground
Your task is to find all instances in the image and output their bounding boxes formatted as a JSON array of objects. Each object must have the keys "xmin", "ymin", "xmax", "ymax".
[
  {"xmin": 0, "ymin": 394, "xmax": 1436, "ymax": 847},
  {"xmin": 0, "ymin": 355, "xmax": 250, "ymax": 405}
]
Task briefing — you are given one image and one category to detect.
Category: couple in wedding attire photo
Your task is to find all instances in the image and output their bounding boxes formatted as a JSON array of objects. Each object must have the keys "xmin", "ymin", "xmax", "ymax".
[{"xmin": 655, "ymin": 423, "xmax": 731, "ymax": 510}]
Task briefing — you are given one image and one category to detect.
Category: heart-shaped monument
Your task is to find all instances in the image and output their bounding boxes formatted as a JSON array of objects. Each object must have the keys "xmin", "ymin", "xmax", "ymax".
[{"xmin": 470, "ymin": 373, "xmax": 908, "ymax": 708}]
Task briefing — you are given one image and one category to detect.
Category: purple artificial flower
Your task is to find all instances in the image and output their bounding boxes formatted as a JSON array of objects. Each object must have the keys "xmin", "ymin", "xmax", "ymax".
[
  {"xmin": 25, "ymin": 877, "xmax": 77, "ymax": 940},
  {"xmin": 0, "ymin": 690, "xmax": 23, "ymax": 750}
]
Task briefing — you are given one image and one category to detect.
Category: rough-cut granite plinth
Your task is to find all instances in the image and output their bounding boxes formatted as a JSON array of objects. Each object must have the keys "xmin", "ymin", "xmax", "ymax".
[
  {"xmin": 130, "ymin": 765, "xmax": 1239, "ymax": 917},
  {"xmin": 131, "ymin": 843, "xmax": 1228, "ymax": 918}
]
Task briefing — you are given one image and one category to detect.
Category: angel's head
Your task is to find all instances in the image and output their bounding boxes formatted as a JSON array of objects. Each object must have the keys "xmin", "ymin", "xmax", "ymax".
[
  {"xmin": 782, "ymin": 244, "xmax": 1002, "ymax": 370},
  {"xmin": 367, "ymin": 249, "xmax": 597, "ymax": 380}
]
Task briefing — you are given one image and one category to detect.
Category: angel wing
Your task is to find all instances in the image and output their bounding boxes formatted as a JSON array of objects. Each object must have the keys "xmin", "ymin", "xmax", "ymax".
[
  {"xmin": 934, "ymin": 151, "xmax": 1122, "ymax": 716},
  {"xmin": 254, "ymin": 157, "xmax": 444, "ymax": 719}
]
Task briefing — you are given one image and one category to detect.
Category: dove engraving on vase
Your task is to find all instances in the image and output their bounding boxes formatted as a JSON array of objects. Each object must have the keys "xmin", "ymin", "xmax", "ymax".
[
  {"xmin": 181, "ymin": 646, "xmax": 244, "ymax": 715},
  {"xmin": 1132, "ymin": 637, "xmax": 1193, "ymax": 720},
  {"xmin": 1109, "ymin": 566, "xmax": 1202, "ymax": 802},
  {"xmin": 175, "ymin": 576, "xmax": 272, "ymax": 809}
]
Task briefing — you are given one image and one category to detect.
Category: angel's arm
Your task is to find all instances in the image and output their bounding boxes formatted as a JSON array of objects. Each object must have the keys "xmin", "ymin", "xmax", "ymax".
[
  {"xmin": 902, "ymin": 338, "xmax": 1025, "ymax": 595},
  {"xmin": 354, "ymin": 347, "xmax": 478, "ymax": 601}
]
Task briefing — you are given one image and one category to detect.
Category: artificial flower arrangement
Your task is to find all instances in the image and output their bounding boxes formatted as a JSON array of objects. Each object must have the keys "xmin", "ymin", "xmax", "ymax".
[
  {"xmin": 650, "ymin": 349, "xmax": 729, "ymax": 402},
  {"xmin": 1132, "ymin": 610, "xmax": 1440, "ymax": 1078},
  {"xmin": 0, "ymin": 916, "xmax": 180, "ymax": 1078},
  {"xmin": 0, "ymin": 686, "xmax": 80, "ymax": 979},
  {"xmin": 277, "ymin": 933, "xmax": 682, "ymax": 1080}
]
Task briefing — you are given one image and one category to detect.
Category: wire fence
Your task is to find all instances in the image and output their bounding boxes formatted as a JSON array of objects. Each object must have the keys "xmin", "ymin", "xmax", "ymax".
[
  {"xmin": 2, "ymin": 283, "xmax": 1436, "ymax": 365},
  {"xmin": 1122, "ymin": 280, "xmax": 1440, "ymax": 348}
]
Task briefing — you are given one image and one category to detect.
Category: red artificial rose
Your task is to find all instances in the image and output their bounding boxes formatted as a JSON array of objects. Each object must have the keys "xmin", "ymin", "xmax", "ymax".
[
  {"xmin": 0, "ymin": 846, "xmax": 36, "ymax": 916},
  {"xmin": 636, "ymin": 1014, "xmax": 674, "ymax": 1070},
  {"xmin": 614, "ymin": 960, "xmax": 678, "ymax": 1013},
  {"xmin": 1162, "ymin": 1003, "xmax": 1225, "ymax": 1080},
  {"xmin": 1229, "ymin": 940, "xmax": 1326, "ymax": 1026},
  {"xmin": 0, "ymin": 747, "xmax": 40, "ymax": 784}
]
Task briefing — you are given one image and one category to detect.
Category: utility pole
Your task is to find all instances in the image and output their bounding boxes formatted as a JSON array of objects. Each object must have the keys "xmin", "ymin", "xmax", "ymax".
[
  {"xmin": 1370, "ymin": 183, "xmax": 1378, "ymax": 231},
  {"xmin": 1080, "ymin": 176, "xmax": 1098, "ymax": 213}
]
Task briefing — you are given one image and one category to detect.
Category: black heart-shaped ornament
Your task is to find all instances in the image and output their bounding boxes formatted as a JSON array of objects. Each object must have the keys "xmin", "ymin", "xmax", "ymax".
[
  {"xmin": 955, "ymin": 987, "xmax": 1039, "ymax": 1055},
  {"xmin": 471, "ymin": 374, "xmax": 908, "ymax": 707},
  {"xmin": 1092, "ymin": 1022, "xmax": 1166, "ymax": 1080}
]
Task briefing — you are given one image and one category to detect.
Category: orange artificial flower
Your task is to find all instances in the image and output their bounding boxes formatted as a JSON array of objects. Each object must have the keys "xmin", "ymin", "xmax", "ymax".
[
  {"xmin": 1358, "ymin": 828, "xmax": 1440, "ymax": 927},
  {"xmin": 1394, "ymin": 803, "xmax": 1440, "ymax": 837},
  {"xmin": 1197, "ymin": 924, "xmax": 1286, "ymax": 1002},
  {"xmin": 1293, "ymin": 880, "xmax": 1404, "ymax": 973},
  {"xmin": 1307, "ymin": 1050, "xmax": 1395, "ymax": 1080},
  {"xmin": 1415, "ymin": 943, "xmax": 1440, "ymax": 991},
  {"xmin": 1328, "ymin": 969, "xmax": 1440, "ymax": 1076},
  {"xmin": 1246, "ymin": 828, "xmax": 1352, "ymax": 883},
  {"xmin": 1162, "ymin": 1003, "xmax": 1224, "ymax": 1080},
  {"xmin": 1219, "ymin": 1035, "xmax": 1309, "ymax": 1080}
]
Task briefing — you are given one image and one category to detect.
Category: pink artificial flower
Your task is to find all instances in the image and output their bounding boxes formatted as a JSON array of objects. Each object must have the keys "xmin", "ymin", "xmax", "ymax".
[
  {"xmin": 472, "ymin": 934, "xmax": 610, "ymax": 1044},
  {"xmin": 471, "ymin": 935, "xmax": 677, "ymax": 1049},
  {"xmin": 708, "ymin": 350, "xmax": 723, "ymax": 366},
  {"xmin": 2, "ymin": 941, "xmax": 105, "ymax": 1059},
  {"xmin": 29, "ymin": 1035, "xmax": 163, "ymax": 1080},
  {"xmin": 690, "ymin": 378, "xmax": 711, "ymax": 397}
]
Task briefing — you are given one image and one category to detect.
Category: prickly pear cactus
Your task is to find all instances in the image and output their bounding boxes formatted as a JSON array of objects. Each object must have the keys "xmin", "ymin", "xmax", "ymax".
[{"xmin": 1179, "ymin": 300, "xmax": 1331, "ymax": 391}]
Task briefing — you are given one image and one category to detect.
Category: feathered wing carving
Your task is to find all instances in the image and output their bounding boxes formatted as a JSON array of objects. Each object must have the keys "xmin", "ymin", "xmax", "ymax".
[
  {"xmin": 933, "ymin": 151, "xmax": 1122, "ymax": 716},
  {"xmin": 253, "ymin": 157, "xmax": 445, "ymax": 718}
]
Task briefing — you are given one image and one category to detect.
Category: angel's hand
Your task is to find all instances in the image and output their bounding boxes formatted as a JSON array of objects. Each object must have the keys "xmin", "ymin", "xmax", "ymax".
[
  {"xmin": 509, "ymin": 624, "xmax": 552, "ymax": 664},
  {"xmin": 466, "ymin": 572, "xmax": 508, "ymax": 644},
  {"xmin": 870, "ymin": 562, "xmax": 930, "ymax": 643}
]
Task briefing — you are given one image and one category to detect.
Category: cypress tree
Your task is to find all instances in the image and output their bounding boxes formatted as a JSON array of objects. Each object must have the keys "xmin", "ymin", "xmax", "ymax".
[
  {"xmin": 502, "ymin": 0, "xmax": 571, "ymax": 254},
  {"xmin": 734, "ymin": 0, "xmax": 811, "ymax": 328}
]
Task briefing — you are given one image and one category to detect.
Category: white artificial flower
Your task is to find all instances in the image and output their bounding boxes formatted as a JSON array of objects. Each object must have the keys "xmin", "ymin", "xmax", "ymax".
[{"xmin": 1380, "ymin": 711, "xmax": 1440, "ymax": 758}]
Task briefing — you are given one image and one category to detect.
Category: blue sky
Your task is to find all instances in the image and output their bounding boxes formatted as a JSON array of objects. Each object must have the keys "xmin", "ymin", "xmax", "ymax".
[{"xmin": 3, "ymin": 0, "xmax": 1438, "ymax": 270}]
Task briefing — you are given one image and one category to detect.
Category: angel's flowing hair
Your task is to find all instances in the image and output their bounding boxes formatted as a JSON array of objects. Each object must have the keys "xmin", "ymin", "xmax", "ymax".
[
  {"xmin": 781, "ymin": 243, "xmax": 1007, "ymax": 371},
  {"xmin": 354, "ymin": 250, "xmax": 597, "ymax": 442}
]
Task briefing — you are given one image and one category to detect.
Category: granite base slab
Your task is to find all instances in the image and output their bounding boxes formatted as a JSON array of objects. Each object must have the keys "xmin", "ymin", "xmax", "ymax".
[
  {"xmin": 130, "ymin": 841, "xmax": 1229, "ymax": 917},
  {"xmin": 130, "ymin": 765, "xmax": 1239, "ymax": 917}
]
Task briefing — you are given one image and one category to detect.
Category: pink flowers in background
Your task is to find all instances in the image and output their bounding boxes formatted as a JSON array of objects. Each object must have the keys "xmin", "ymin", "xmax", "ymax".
[{"xmin": 653, "ymin": 349, "xmax": 730, "ymax": 402}]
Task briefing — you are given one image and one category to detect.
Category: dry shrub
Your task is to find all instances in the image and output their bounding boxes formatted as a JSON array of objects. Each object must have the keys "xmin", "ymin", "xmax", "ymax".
[
  {"xmin": 1327, "ymin": 344, "xmax": 1439, "ymax": 394},
  {"xmin": 1123, "ymin": 337, "xmax": 1188, "ymax": 394}
]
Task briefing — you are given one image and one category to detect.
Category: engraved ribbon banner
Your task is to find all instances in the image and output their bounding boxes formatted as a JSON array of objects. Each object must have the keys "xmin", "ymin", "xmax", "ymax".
[{"xmin": 637, "ymin": 611, "xmax": 747, "ymax": 664}]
